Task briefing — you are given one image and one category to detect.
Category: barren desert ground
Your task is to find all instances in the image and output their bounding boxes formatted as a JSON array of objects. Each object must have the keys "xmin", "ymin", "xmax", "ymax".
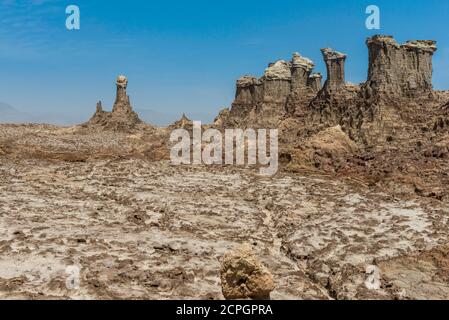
[{"xmin": 0, "ymin": 123, "xmax": 448, "ymax": 300}]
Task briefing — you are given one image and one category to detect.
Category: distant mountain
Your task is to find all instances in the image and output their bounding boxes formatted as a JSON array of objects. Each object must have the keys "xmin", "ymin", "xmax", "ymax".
[
  {"xmin": 0, "ymin": 102, "xmax": 88, "ymax": 126},
  {"xmin": 0, "ymin": 102, "xmax": 33, "ymax": 124}
]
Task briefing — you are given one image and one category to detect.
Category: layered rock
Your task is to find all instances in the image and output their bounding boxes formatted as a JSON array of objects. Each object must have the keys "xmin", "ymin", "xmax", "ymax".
[
  {"xmin": 112, "ymin": 75, "xmax": 133, "ymax": 114},
  {"xmin": 321, "ymin": 48, "xmax": 347, "ymax": 92},
  {"xmin": 291, "ymin": 53, "xmax": 315, "ymax": 94},
  {"xmin": 307, "ymin": 73, "xmax": 323, "ymax": 92},
  {"xmin": 307, "ymin": 36, "xmax": 441, "ymax": 146},
  {"xmin": 219, "ymin": 34, "xmax": 444, "ymax": 151},
  {"xmin": 258, "ymin": 60, "xmax": 292, "ymax": 123},
  {"xmin": 364, "ymin": 35, "xmax": 437, "ymax": 98},
  {"xmin": 309, "ymin": 48, "xmax": 360, "ymax": 133},
  {"xmin": 85, "ymin": 75, "xmax": 142, "ymax": 131},
  {"xmin": 226, "ymin": 53, "xmax": 319, "ymax": 127},
  {"xmin": 232, "ymin": 75, "xmax": 262, "ymax": 121},
  {"xmin": 212, "ymin": 34, "xmax": 449, "ymax": 202}
]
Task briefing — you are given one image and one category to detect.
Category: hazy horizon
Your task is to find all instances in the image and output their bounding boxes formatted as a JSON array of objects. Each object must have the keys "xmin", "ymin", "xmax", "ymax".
[{"xmin": 1, "ymin": 0, "xmax": 449, "ymax": 125}]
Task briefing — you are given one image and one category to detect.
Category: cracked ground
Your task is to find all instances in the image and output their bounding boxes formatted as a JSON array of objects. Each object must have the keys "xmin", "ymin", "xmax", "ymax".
[{"xmin": 1, "ymin": 155, "xmax": 448, "ymax": 299}]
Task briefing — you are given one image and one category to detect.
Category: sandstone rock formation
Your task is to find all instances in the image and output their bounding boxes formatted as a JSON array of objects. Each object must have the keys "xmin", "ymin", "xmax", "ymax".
[
  {"xmin": 291, "ymin": 52, "xmax": 315, "ymax": 94},
  {"xmin": 213, "ymin": 34, "xmax": 449, "ymax": 200},
  {"xmin": 321, "ymin": 48, "xmax": 347, "ymax": 92},
  {"xmin": 364, "ymin": 35, "xmax": 437, "ymax": 98},
  {"xmin": 220, "ymin": 52, "xmax": 321, "ymax": 128},
  {"xmin": 85, "ymin": 75, "xmax": 142, "ymax": 131},
  {"xmin": 305, "ymin": 35, "xmax": 441, "ymax": 147},
  {"xmin": 219, "ymin": 35, "xmax": 441, "ymax": 146},
  {"xmin": 307, "ymin": 73, "xmax": 323, "ymax": 92},
  {"xmin": 213, "ymin": 108, "xmax": 230, "ymax": 127},
  {"xmin": 220, "ymin": 244, "xmax": 276, "ymax": 300}
]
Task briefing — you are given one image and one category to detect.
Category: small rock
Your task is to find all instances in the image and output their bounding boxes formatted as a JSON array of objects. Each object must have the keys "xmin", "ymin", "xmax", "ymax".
[{"xmin": 220, "ymin": 244, "xmax": 275, "ymax": 300}]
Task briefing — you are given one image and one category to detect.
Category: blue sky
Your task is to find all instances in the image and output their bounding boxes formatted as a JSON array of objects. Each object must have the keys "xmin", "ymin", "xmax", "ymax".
[{"xmin": 1, "ymin": 0, "xmax": 449, "ymax": 123}]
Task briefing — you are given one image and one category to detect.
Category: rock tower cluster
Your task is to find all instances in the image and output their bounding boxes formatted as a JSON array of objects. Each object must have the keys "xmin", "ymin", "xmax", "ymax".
[
  {"xmin": 217, "ymin": 35, "xmax": 444, "ymax": 147},
  {"xmin": 227, "ymin": 53, "xmax": 322, "ymax": 127}
]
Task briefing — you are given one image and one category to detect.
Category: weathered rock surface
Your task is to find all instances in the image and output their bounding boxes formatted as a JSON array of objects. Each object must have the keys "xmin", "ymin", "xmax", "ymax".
[
  {"xmin": 218, "ymin": 34, "xmax": 449, "ymax": 203},
  {"xmin": 321, "ymin": 48, "xmax": 347, "ymax": 92},
  {"xmin": 282, "ymin": 125, "xmax": 359, "ymax": 173},
  {"xmin": 291, "ymin": 52, "xmax": 315, "ymax": 94},
  {"xmin": 1, "ymin": 141, "xmax": 448, "ymax": 300},
  {"xmin": 169, "ymin": 113, "xmax": 193, "ymax": 131},
  {"xmin": 220, "ymin": 244, "xmax": 275, "ymax": 300},
  {"xmin": 223, "ymin": 52, "xmax": 320, "ymax": 128},
  {"xmin": 364, "ymin": 35, "xmax": 437, "ymax": 98},
  {"xmin": 85, "ymin": 75, "xmax": 142, "ymax": 131},
  {"xmin": 307, "ymin": 73, "xmax": 323, "ymax": 92}
]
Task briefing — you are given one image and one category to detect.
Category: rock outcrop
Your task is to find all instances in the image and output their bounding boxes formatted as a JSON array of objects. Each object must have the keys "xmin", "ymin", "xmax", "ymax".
[
  {"xmin": 85, "ymin": 75, "xmax": 142, "ymax": 131},
  {"xmin": 220, "ymin": 244, "xmax": 276, "ymax": 300},
  {"xmin": 364, "ymin": 35, "xmax": 437, "ymax": 98},
  {"xmin": 291, "ymin": 53, "xmax": 315, "ymax": 94},
  {"xmin": 220, "ymin": 34, "xmax": 441, "ymax": 143},
  {"xmin": 213, "ymin": 108, "xmax": 230, "ymax": 127},
  {"xmin": 169, "ymin": 113, "xmax": 193, "ymax": 131},
  {"xmin": 307, "ymin": 73, "xmax": 323, "ymax": 92},
  {"xmin": 222, "ymin": 53, "xmax": 320, "ymax": 127},
  {"xmin": 217, "ymin": 33, "xmax": 449, "ymax": 187},
  {"xmin": 307, "ymin": 36, "xmax": 441, "ymax": 146},
  {"xmin": 321, "ymin": 48, "xmax": 347, "ymax": 92},
  {"xmin": 282, "ymin": 125, "xmax": 359, "ymax": 172}
]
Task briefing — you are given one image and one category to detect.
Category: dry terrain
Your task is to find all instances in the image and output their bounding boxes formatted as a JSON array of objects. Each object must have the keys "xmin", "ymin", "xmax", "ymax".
[{"xmin": 1, "ymin": 124, "xmax": 448, "ymax": 300}]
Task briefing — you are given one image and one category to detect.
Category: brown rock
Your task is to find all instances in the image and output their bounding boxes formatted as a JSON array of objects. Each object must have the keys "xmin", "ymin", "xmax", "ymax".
[
  {"xmin": 291, "ymin": 52, "xmax": 315, "ymax": 94},
  {"xmin": 307, "ymin": 73, "xmax": 323, "ymax": 92},
  {"xmin": 169, "ymin": 113, "xmax": 193, "ymax": 131},
  {"xmin": 225, "ymin": 53, "xmax": 317, "ymax": 127},
  {"xmin": 321, "ymin": 48, "xmax": 347, "ymax": 92},
  {"xmin": 213, "ymin": 108, "xmax": 230, "ymax": 127},
  {"xmin": 85, "ymin": 75, "xmax": 142, "ymax": 131},
  {"xmin": 365, "ymin": 35, "xmax": 437, "ymax": 98},
  {"xmin": 220, "ymin": 244, "xmax": 275, "ymax": 300},
  {"xmin": 285, "ymin": 125, "xmax": 359, "ymax": 172}
]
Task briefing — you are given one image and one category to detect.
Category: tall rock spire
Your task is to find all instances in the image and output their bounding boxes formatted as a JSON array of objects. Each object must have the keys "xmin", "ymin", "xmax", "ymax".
[
  {"xmin": 321, "ymin": 48, "xmax": 347, "ymax": 92},
  {"xmin": 85, "ymin": 75, "xmax": 142, "ymax": 131},
  {"xmin": 112, "ymin": 75, "xmax": 133, "ymax": 114}
]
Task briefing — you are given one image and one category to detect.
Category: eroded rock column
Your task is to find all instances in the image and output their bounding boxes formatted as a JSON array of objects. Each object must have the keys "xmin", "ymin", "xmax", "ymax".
[
  {"xmin": 112, "ymin": 75, "xmax": 133, "ymax": 114},
  {"xmin": 291, "ymin": 52, "xmax": 315, "ymax": 94},
  {"xmin": 321, "ymin": 48, "xmax": 347, "ymax": 92},
  {"xmin": 307, "ymin": 73, "xmax": 323, "ymax": 92},
  {"xmin": 365, "ymin": 35, "xmax": 437, "ymax": 97},
  {"xmin": 234, "ymin": 76, "xmax": 261, "ymax": 106},
  {"xmin": 86, "ymin": 75, "xmax": 142, "ymax": 131},
  {"xmin": 262, "ymin": 60, "xmax": 292, "ymax": 103}
]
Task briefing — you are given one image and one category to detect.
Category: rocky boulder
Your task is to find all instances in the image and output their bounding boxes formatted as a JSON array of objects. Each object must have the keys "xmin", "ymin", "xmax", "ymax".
[{"xmin": 220, "ymin": 244, "xmax": 276, "ymax": 300}]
